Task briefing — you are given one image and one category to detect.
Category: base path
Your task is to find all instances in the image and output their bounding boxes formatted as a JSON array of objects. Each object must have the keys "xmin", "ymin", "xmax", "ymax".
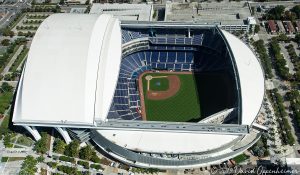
[
  {"xmin": 138, "ymin": 71, "xmax": 192, "ymax": 121},
  {"xmin": 147, "ymin": 75, "xmax": 180, "ymax": 100}
]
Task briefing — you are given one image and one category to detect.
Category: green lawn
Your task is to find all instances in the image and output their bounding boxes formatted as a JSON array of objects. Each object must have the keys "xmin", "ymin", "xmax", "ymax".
[
  {"xmin": 232, "ymin": 154, "xmax": 249, "ymax": 164},
  {"xmin": 7, "ymin": 157, "xmax": 25, "ymax": 162},
  {"xmin": 9, "ymin": 48, "xmax": 28, "ymax": 72},
  {"xmin": 0, "ymin": 92, "xmax": 13, "ymax": 135},
  {"xmin": 142, "ymin": 73, "xmax": 201, "ymax": 122},
  {"xmin": 1, "ymin": 113, "xmax": 10, "ymax": 129},
  {"xmin": 9, "ymin": 13, "xmax": 26, "ymax": 30},
  {"xmin": 0, "ymin": 44, "xmax": 22, "ymax": 73},
  {"xmin": 0, "ymin": 92, "xmax": 13, "ymax": 114},
  {"xmin": 149, "ymin": 77, "xmax": 169, "ymax": 91},
  {"xmin": 13, "ymin": 145, "xmax": 23, "ymax": 148},
  {"xmin": 1, "ymin": 157, "xmax": 8, "ymax": 162},
  {"xmin": 16, "ymin": 135, "xmax": 34, "ymax": 147}
]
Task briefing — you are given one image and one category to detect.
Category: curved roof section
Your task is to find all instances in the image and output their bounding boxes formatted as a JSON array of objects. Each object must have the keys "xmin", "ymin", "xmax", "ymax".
[
  {"xmin": 98, "ymin": 130, "xmax": 239, "ymax": 154},
  {"xmin": 222, "ymin": 30, "xmax": 264, "ymax": 126},
  {"xmin": 13, "ymin": 14, "xmax": 122, "ymax": 125}
]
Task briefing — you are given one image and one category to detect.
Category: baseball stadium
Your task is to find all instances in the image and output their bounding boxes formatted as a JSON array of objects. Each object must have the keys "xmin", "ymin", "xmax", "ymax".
[
  {"xmin": 12, "ymin": 14, "xmax": 265, "ymax": 169},
  {"xmin": 111, "ymin": 27, "xmax": 237, "ymax": 123}
]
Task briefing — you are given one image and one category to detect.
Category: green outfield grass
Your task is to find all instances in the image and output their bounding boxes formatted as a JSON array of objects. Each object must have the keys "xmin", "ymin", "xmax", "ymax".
[
  {"xmin": 149, "ymin": 77, "xmax": 169, "ymax": 91},
  {"xmin": 142, "ymin": 73, "xmax": 201, "ymax": 122}
]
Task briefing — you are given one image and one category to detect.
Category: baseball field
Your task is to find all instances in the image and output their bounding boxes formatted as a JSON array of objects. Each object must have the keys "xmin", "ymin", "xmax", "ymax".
[{"xmin": 139, "ymin": 72, "xmax": 202, "ymax": 122}]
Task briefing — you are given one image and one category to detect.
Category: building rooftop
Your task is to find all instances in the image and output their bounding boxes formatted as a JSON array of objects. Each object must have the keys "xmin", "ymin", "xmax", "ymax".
[
  {"xmin": 247, "ymin": 17, "xmax": 256, "ymax": 25},
  {"xmin": 90, "ymin": 3, "xmax": 153, "ymax": 21},
  {"xmin": 98, "ymin": 129, "xmax": 238, "ymax": 153},
  {"xmin": 295, "ymin": 20, "xmax": 300, "ymax": 31},
  {"xmin": 165, "ymin": 1, "xmax": 251, "ymax": 25},
  {"xmin": 268, "ymin": 20, "xmax": 276, "ymax": 32},
  {"xmin": 283, "ymin": 21, "xmax": 295, "ymax": 33}
]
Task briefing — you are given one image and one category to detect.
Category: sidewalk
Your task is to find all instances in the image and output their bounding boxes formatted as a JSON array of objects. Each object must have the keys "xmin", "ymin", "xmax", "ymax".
[{"xmin": 1, "ymin": 45, "xmax": 24, "ymax": 76}]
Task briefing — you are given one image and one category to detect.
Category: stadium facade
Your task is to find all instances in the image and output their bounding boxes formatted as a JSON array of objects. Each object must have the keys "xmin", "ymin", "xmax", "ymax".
[{"xmin": 12, "ymin": 14, "xmax": 265, "ymax": 169}]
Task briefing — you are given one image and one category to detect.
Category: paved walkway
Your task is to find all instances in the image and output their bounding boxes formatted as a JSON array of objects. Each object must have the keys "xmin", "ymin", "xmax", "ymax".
[
  {"xmin": 0, "ymin": 81, "xmax": 18, "ymax": 87},
  {"xmin": 252, "ymin": 31, "xmax": 299, "ymax": 162},
  {"xmin": 279, "ymin": 43, "xmax": 295, "ymax": 75},
  {"xmin": 1, "ymin": 45, "xmax": 24, "ymax": 76},
  {"xmin": 16, "ymin": 53, "xmax": 27, "ymax": 71}
]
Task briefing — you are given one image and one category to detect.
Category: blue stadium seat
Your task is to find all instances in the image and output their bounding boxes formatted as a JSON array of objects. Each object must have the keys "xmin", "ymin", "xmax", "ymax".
[
  {"xmin": 130, "ymin": 31, "xmax": 141, "ymax": 39},
  {"xmin": 167, "ymin": 52, "xmax": 176, "ymax": 62},
  {"xmin": 121, "ymin": 115, "xmax": 135, "ymax": 120},
  {"xmin": 159, "ymin": 52, "xmax": 167, "ymax": 62},
  {"xmin": 176, "ymin": 46, "xmax": 185, "ymax": 50},
  {"xmin": 177, "ymin": 52, "xmax": 186, "ymax": 63},
  {"xmin": 157, "ymin": 63, "xmax": 166, "ymax": 69},
  {"xmin": 166, "ymin": 64, "xmax": 174, "ymax": 70},
  {"xmin": 114, "ymin": 104, "xmax": 128, "ymax": 111},
  {"xmin": 151, "ymin": 52, "xmax": 159, "ymax": 63},
  {"xmin": 118, "ymin": 110, "xmax": 131, "ymax": 116},
  {"xmin": 184, "ymin": 38, "xmax": 192, "ymax": 45},
  {"xmin": 175, "ymin": 64, "xmax": 182, "ymax": 71},
  {"xmin": 151, "ymin": 62, "xmax": 157, "ymax": 68},
  {"xmin": 167, "ymin": 46, "xmax": 174, "ymax": 50},
  {"xmin": 192, "ymin": 34, "xmax": 203, "ymax": 45},
  {"xmin": 137, "ymin": 52, "xmax": 146, "ymax": 64},
  {"xmin": 130, "ymin": 95, "xmax": 139, "ymax": 101},
  {"xmin": 129, "ymin": 88, "xmax": 137, "ymax": 95},
  {"xmin": 175, "ymin": 38, "xmax": 184, "ymax": 44},
  {"xmin": 118, "ymin": 78, "xmax": 128, "ymax": 83},
  {"xmin": 182, "ymin": 64, "xmax": 190, "ymax": 70},
  {"xmin": 186, "ymin": 52, "xmax": 194, "ymax": 63},
  {"xmin": 116, "ymin": 90, "xmax": 128, "ymax": 97},
  {"xmin": 167, "ymin": 38, "xmax": 175, "ymax": 43},
  {"xmin": 157, "ymin": 38, "xmax": 166, "ymax": 44},
  {"xmin": 144, "ymin": 52, "xmax": 151, "ymax": 64},
  {"xmin": 116, "ymin": 83, "xmax": 128, "ymax": 90}
]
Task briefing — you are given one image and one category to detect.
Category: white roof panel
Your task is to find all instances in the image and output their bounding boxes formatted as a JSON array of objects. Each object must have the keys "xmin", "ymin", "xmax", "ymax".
[
  {"xmin": 222, "ymin": 30, "xmax": 264, "ymax": 125},
  {"xmin": 98, "ymin": 130, "xmax": 238, "ymax": 154},
  {"xmin": 13, "ymin": 14, "xmax": 122, "ymax": 125}
]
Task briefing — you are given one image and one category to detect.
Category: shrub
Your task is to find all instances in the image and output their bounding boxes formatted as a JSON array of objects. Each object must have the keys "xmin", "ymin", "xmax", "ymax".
[
  {"xmin": 90, "ymin": 164, "xmax": 103, "ymax": 170},
  {"xmin": 47, "ymin": 161, "xmax": 57, "ymax": 168},
  {"xmin": 59, "ymin": 156, "xmax": 75, "ymax": 163},
  {"xmin": 77, "ymin": 160, "xmax": 89, "ymax": 169},
  {"xmin": 57, "ymin": 165, "xmax": 77, "ymax": 174}
]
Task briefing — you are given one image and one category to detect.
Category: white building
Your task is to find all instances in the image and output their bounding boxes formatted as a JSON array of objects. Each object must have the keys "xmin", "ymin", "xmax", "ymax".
[
  {"xmin": 90, "ymin": 3, "xmax": 153, "ymax": 21},
  {"xmin": 13, "ymin": 13, "xmax": 265, "ymax": 169},
  {"xmin": 165, "ymin": 1, "xmax": 254, "ymax": 32}
]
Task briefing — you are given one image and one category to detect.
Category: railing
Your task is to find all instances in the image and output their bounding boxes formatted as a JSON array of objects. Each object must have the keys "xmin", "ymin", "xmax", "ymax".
[
  {"xmin": 90, "ymin": 129, "xmax": 261, "ymax": 168},
  {"xmin": 96, "ymin": 120, "xmax": 249, "ymax": 135}
]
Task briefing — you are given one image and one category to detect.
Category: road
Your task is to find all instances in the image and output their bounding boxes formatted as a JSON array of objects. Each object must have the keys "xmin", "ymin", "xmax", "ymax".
[
  {"xmin": 0, "ymin": 11, "xmax": 14, "ymax": 27},
  {"xmin": 249, "ymin": 1, "xmax": 300, "ymax": 10},
  {"xmin": 0, "ymin": 0, "xmax": 31, "ymax": 28}
]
